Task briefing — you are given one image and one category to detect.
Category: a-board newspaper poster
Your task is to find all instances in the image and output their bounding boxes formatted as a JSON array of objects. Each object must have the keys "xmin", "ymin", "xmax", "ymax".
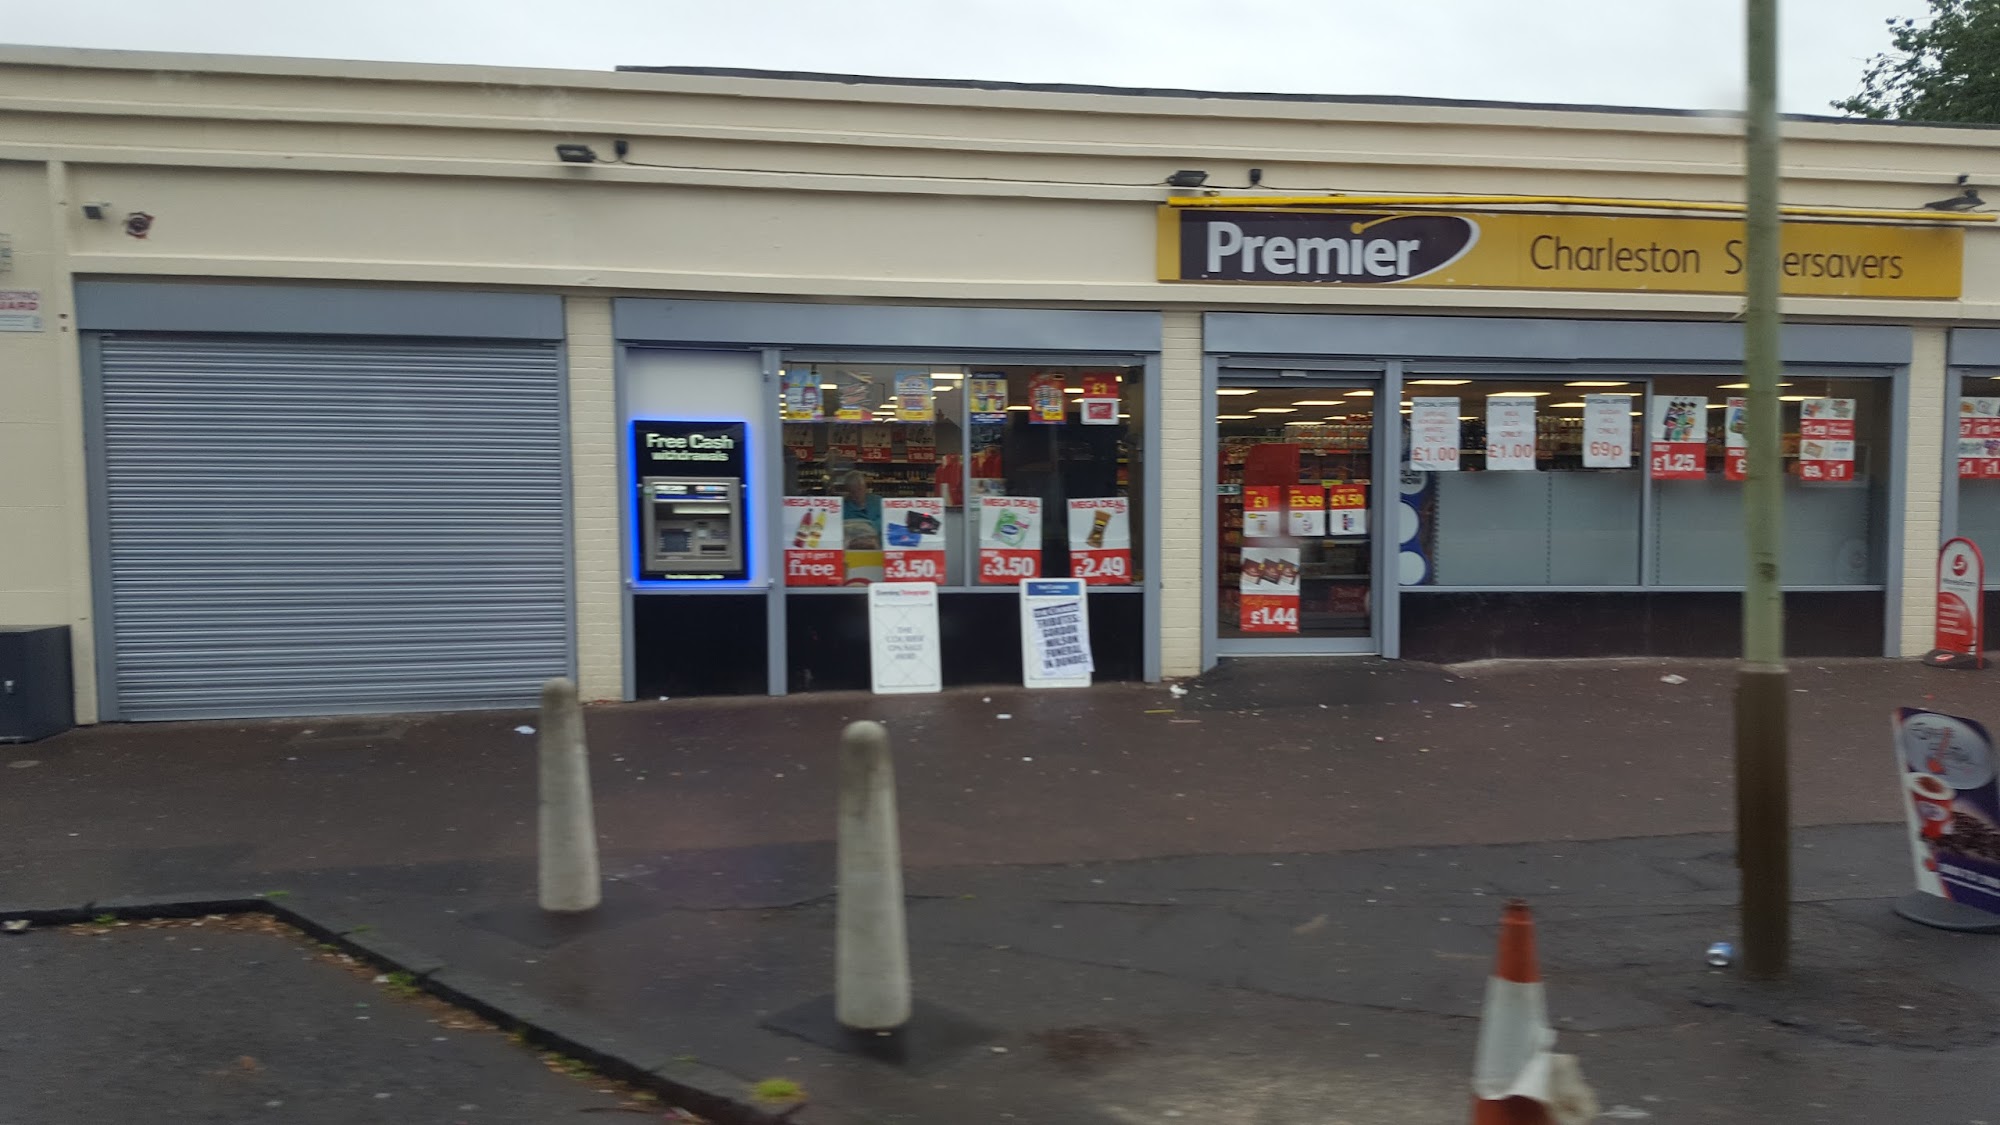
[{"xmin": 1893, "ymin": 708, "xmax": 2000, "ymax": 917}]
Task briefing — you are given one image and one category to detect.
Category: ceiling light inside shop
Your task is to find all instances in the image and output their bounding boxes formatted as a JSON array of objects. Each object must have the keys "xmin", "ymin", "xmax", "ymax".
[
  {"xmin": 1550, "ymin": 401, "xmax": 1589, "ymax": 408},
  {"xmin": 1779, "ymin": 394, "xmax": 1813, "ymax": 401},
  {"xmin": 1630, "ymin": 411, "xmax": 1644, "ymax": 416},
  {"xmin": 1285, "ymin": 419, "xmax": 1323, "ymax": 426},
  {"xmin": 930, "ymin": 372, "xmax": 964, "ymax": 379},
  {"xmin": 1489, "ymin": 391, "xmax": 1550, "ymax": 397},
  {"xmin": 1346, "ymin": 389, "xmax": 1374, "ymax": 397},
  {"xmin": 1324, "ymin": 415, "xmax": 1349, "ymax": 421},
  {"xmin": 1064, "ymin": 387, "xmax": 1085, "ymax": 394},
  {"xmin": 1720, "ymin": 382, "xmax": 1792, "ymax": 389},
  {"xmin": 1250, "ymin": 407, "xmax": 1298, "ymax": 413},
  {"xmin": 1217, "ymin": 388, "xmax": 1257, "ymax": 396},
  {"xmin": 1216, "ymin": 413, "xmax": 1255, "ymax": 420},
  {"xmin": 1410, "ymin": 379, "xmax": 1472, "ymax": 385},
  {"xmin": 1007, "ymin": 405, "xmax": 1030, "ymax": 411},
  {"xmin": 1291, "ymin": 400, "xmax": 1343, "ymax": 406},
  {"xmin": 1707, "ymin": 403, "xmax": 1728, "ymax": 409},
  {"xmin": 821, "ymin": 383, "xmax": 840, "ymax": 390},
  {"xmin": 1566, "ymin": 381, "xmax": 1632, "ymax": 387}
]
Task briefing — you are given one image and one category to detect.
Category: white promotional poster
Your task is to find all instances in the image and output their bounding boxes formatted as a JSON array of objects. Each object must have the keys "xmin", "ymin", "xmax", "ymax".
[
  {"xmin": 978, "ymin": 496, "xmax": 1042, "ymax": 583},
  {"xmin": 1408, "ymin": 397, "xmax": 1462, "ymax": 471},
  {"xmin": 1241, "ymin": 486, "xmax": 1284, "ymax": 539},
  {"xmin": 1485, "ymin": 398, "xmax": 1538, "ymax": 471},
  {"xmin": 1285, "ymin": 486, "xmax": 1326, "ymax": 537},
  {"xmin": 1892, "ymin": 708, "xmax": 2000, "ymax": 916},
  {"xmin": 781, "ymin": 496, "xmax": 844, "ymax": 587},
  {"xmin": 1648, "ymin": 395, "xmax": 1707, "ymax": 479},
  {"xmin": 867, "ymin": 582, "xmax": 941, "ymax": 695},
  {"xmin": 1020, "ymin": 578, "xmax": 1094, "ymax": 689},
  {"xmin": 1583, "ymin": 395, "xmax": 1634, "ymax": 468},
  {"xmin": 1239, "ymin": 546, "xmax": 1301, "ymax": 634},
  {"xmin": 1066, "ymin": 498, "xmax": 1132, "ymax": 585},
  {"xmin": 881, "ymin": 496, "xmax": 947, "ymax": 583}
]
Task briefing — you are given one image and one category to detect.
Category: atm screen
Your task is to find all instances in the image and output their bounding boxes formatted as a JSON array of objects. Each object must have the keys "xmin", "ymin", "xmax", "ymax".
[{"xmin": 657, "ymin": 527, "xmax": 692, "ymax": 553}]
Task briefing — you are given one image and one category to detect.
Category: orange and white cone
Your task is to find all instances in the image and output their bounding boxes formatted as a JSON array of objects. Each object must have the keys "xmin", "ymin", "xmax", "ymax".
[{"xmin": 1471, "ymin": 900, "xmax": 1597, "ymax": 1125}]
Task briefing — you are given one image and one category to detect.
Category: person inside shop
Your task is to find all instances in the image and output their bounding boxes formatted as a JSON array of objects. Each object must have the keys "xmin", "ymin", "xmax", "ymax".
[{"xmin": 838, "ymin": 468, "xmax": 883, "ymax": 550}]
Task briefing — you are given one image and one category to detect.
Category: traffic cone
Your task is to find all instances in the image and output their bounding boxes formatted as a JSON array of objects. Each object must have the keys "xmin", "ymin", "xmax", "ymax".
[{"xmin": 1471, "ymin": 900, "xmax": 1596, "ymax": 1125}]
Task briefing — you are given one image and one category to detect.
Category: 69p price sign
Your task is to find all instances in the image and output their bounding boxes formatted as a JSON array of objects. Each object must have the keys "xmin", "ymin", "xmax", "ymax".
[
  {"xmin": 1067, "ymin": 498, "xmax": 1132, "ymax": 586},
  {"xmin": 1583, "ymin": 395, "xmax": 1634, "ymax": 469}
]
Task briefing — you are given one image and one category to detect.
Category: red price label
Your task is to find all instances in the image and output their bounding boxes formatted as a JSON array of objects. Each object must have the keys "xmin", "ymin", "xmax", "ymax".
[
  {"xmin": 1240, "ymin": 593, "xmax": 1298, "ymax": 633},
  {"xmin": 980, "ymin": 551, "xmax": 1040, "ymax": 581},
  {"xmin": 884, "ymin": 552, "xmax": 942, "ymax": 581},
  {"xmin": 1072, "ymin": 550, "xmax": 1131, "ymax": 584},
  {"xmin": 1244, "ymin": 487, "xmax": 1278, "ymax": 510},
  {"xmin": 1650, "ymin": 442, "xmax": 1704, "ymax": 480}
]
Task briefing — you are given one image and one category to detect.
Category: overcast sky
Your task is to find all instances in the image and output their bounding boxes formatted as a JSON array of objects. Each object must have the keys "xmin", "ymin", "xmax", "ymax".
[{"xmin": 6, "ymin": 0, "xmax": 1920, "ymax": 115}]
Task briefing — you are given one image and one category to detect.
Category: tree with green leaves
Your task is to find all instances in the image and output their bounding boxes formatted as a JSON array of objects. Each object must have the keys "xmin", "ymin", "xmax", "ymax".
[{"xmin": 1835, "ymin": 0, "xmax": 2000, "ymax": 122}]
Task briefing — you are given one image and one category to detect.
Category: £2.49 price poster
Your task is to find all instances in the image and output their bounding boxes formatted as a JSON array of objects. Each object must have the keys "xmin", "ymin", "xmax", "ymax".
[
  {"xmin": 978, "ymin": 496, "xmax": 1041, "ymax": 583},
  {"xmin": 1798, "ymin": 398, "xmax": 1856, "ymax": 482},
  {"xmin": 1067, "ymin": 498, "xmax": 1131, "ymax": 585}
]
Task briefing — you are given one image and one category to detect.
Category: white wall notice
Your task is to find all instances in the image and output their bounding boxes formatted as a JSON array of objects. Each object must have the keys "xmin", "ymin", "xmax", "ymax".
[
  {"xmin": 1408, "ymin": 398, "xmax": 1461, "ymax": 471},
  {"xmin": 1485, "ymin": 398, "xmax": 1537, "ymax": 471},
  {"xmin": 1582, "ymin": 395, "xmax": 1633, "ymax": 468}
]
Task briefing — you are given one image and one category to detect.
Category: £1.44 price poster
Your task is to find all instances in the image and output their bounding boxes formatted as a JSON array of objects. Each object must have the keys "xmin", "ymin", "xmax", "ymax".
[
  {"xmin": 1067, "ymin": 497, "xmax": 1131, "ymax": 585},
  {"xmin": 1798, "ymin": 398, "xmax": 1856, "ymax": 482},
  {"xmin": 882, "ymin": 497, "xmax": 946, "ymax": 583},
  {"xmin": 978, "ymin": 496, "xmax": 1042, "ymax": 583},
  {"xmin": 1239, "ymin": 546, "xmax": 1300, "ymax": 634},
  {"xmin": 1649, "ymin": 395, "xmax": 1707, "ymax": 479}
]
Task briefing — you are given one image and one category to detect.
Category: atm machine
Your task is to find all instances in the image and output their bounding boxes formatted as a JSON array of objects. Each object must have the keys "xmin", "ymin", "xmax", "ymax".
[{"xmin": 641, "ymin": 476, "xmax": 744, "ymax": 580}]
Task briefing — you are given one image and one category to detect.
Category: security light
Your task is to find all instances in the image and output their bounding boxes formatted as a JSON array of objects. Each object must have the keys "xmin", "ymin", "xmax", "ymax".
[
  {"xmin": 555, "ymin": 144, "xmax": 599, "ymax": 164},
  {"xmin": 1165, "ymin": 170, "xmax": 1209, "ymax": 188}
]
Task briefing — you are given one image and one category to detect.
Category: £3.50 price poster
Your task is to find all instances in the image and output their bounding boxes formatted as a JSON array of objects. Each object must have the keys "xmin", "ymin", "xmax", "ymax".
[
  {"xmin": 978, "ymin": 496, "xmax": 1041, "ymax": 583},
  {"xmin": 1407, "ymin": 397, "xmax": 1461, "ymax": 471},
  {"xmin": 1798, "ymin": 398, "xmax": 1856, "ymax": 482},
  {"xmin": 1485, "ymin": 398, "xmax": 1537, "ymax": 471},
  {"xmin": 1649, "ymin": 395, "xmax": 1707, "ymax": 479},
  {"xmin": 782, "ymin": 496, "xmax": 844, "ymax": 586},
  {"xmin": 882, "ymin": 497, "xmax": 946, "ymax": 583},
  {"xmin": 1583, "ymin": 395, "xmax": 1633, "ymax": 468},
  {"xmin": 1960, "ymin": 397, "xmax": 2000, "ymax": 479},
  {"xmin": 1239, "ymin": 546, "xmax": 1301, "ymax": 634},
  {"xmin": 1893, "ymin": 708, "xmax": 2000, "ymax": 917},
  {"xmin": 1067, "ymin": 497, "xmax": 1131, "ymax": 585}
]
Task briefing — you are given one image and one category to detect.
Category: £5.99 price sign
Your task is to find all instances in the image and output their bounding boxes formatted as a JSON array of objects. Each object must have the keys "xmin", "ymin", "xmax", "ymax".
[
  {"xmin": 1798, "ymin": 398, "xmax": 1856, "ymax": 483},
  {"xmin": 882, "ymin": 496, "xmax": 947, "ymax": 582},
  {"xmin": 1285, "ymin": 486, "xmax": 1326, "ymax": 537},
  {"xmin": 978, "ymin": 496, "xmax": 1042, "ymax": 583},
  {"xmin": 1239, "ymin": 546, "xmax": 1301, "ymax": 634},
  {"xmin": 1067, "ymin": 497, "xmax": 1131, "ymax": 585}
]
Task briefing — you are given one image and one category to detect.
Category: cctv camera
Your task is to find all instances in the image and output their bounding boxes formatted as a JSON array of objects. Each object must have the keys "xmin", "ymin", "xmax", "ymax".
[{"xmin": 81, "ymin": 202, "xmax": 112, "ymax": 221}]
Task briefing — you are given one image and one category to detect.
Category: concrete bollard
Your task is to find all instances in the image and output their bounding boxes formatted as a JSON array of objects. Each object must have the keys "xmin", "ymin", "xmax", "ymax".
[
  {"xmin": 537, "ymin": 677, "xmax": 601, "ymax": 914},
  {"xmin": 835, "ymin": 720, "xmax": 912, "ymax": 1031}
]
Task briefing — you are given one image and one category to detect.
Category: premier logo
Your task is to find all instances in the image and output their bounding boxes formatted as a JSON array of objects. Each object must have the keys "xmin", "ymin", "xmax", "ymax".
[{"xmin": 1178, "ymin": 211, "xmax": 1479, "ymax": 284}]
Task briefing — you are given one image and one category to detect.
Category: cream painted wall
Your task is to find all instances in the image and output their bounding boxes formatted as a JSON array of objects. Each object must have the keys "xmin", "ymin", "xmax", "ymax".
[
  {"xmin": 1901, "ymin": 327, "xmax": 1950, "ymax": 657},
  {"xmin": 0, "ymin": 162, "xmax": 95, "ymax": 722},
  {"xmin": 563, "ymin": 296, "xmax": 622, "ymax": 701},
  {"xmin": 1157, "ymin": 312, "xmax": 1204, "ymax": 676}
]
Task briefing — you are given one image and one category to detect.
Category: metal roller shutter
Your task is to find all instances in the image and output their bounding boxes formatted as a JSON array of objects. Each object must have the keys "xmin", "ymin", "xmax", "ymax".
[{"xmin": 96, "ymin": 335, "xmax": 570, "ymax": 720}]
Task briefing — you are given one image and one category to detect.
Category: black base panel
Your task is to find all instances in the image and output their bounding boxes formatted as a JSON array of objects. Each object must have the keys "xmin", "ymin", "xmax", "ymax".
[{"xmin": 1400, "ymin": 590, "xmax": 1885, "ymax": 663}]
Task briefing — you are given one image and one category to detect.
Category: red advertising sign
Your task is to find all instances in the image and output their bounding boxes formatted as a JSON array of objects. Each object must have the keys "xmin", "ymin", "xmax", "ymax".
[
  {"xmin": 1327, "ymin": 484, "xmax": 1367, "ymax": 536},
  {"xmin": 1067, "ymin": 497, "xmax": 1131, "ymax": 585},
  {"xmin": 859, "ymin": 426, "xmax": 893, "ymax": 464},
  {"xmin": 1242, "ymin": 485, "xmax": 1283, "ymax": 538},
  {"xmin": 1285, "ymin": 486, "xmax": 1326, "ymax": 537},
  {"xmin": 1240, "ymin": 594, "xmax": 1298, "ymax": 633},
  {"xmin": 1959, "ymin": 398, "xmax": 2000, "ymax": 479},
  {"xmin": 1649, "ymin": 395, "xmax": 1707, "ymax": 480},
  {"xmin": 1798, "ymin": 398, "xmax": 1856, "ymax": 483},
  {"xmin": 828, "ymin": 424, "xmax": 860, "ymax": 461},
  {"xmin": 1723, "ymin": 398, "xmax": 1748, "ymax": 481},
  {"xmin": 978, "ymin": 496, "xmax": 1042, "ymax": 583},
  {"xmin": 1028, "ymin": 374, "xmax": 1067, "ymax": 425},
  {"xmin": 782, "ymin": 496, "xmax": 844, "ymax": 586},
  {"xmin": 1927, "ymin": 537, "xmax": 1986, "ymax": 669},
  {"xmin": 1079, "ymin": 372, "xmax": 1120, "ymax": 426},
  {"xmin": 902, "ymin": 425, "xmax": 936, "ymax": 464}
]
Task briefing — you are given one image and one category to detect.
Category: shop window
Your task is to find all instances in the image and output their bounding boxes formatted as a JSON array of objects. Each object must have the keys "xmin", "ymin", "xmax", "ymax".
[
  {"xmin": 777, "ymin": 362, "xmax": 1143, "ymax": 591},
  {"xmin": 1417, "ymin": 381, "xmax": 1644, "ymax": 586},
  {"xmin": 1957, "ymin": 375, "xmax": 2000, "ymax": 587},
  {"xmin": 1649, "ymin": 375, "xmax": 1890, "ymax": 586}
]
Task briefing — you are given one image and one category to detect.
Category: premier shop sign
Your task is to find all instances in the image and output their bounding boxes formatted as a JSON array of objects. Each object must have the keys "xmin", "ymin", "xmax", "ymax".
[{"xmin": 1156, "ymin": 206, "xmax": 1964, "ymax": 298}]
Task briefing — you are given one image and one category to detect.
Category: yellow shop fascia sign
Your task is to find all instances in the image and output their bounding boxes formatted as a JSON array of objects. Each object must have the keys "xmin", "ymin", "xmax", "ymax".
[{"xmin": 1157, "ymin": 206, "xmax": 1964, "ymax": 299}]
